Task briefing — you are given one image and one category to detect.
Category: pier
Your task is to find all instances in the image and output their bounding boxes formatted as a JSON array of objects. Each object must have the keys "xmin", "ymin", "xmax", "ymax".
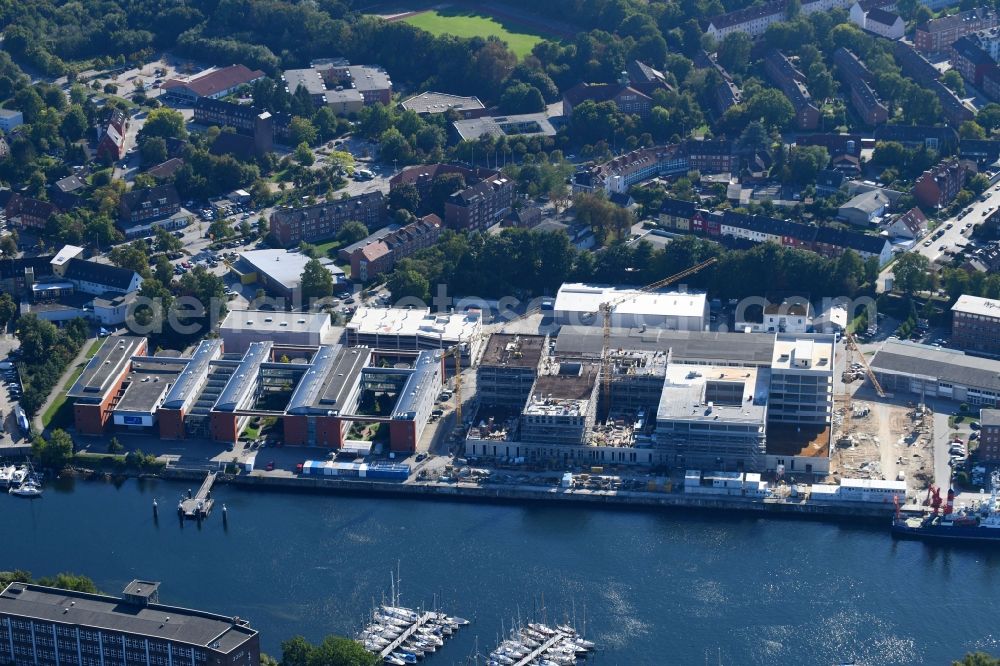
[
  {"xmin": 179, "ymin": 472, "xmax": 217, "ymax": 520},
  {"xmin": 378, "ymin": 612, "xmax": 436, "ymax": 660},
  {"xmin": 512, "ymin": 631, "xmax": 568, "ymax": 666}
]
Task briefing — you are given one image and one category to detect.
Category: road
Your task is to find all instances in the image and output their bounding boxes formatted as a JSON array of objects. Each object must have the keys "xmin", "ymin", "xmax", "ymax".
[{"xmin": 880, "ymin": 180, "xmax": 1000, "ymax": 289}]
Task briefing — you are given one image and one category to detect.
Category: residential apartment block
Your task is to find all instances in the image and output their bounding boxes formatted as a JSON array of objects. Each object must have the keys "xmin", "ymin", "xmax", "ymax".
[
  {"xmin": 350, "ymin": 213, "xmax": 442, "ymax": 282},
  {"xmin": 269, "ymin": 191, "xmax": 386, "ymax": 246},
  {"xmin": 893, "ymin": 42, "xmax": 975, "ymax": 126},
  {"xmin": 952, "ymin": 294, "xmax": 1000, "ymax": 355},
  {"xmin": 763, "ymin": 50, "xmax": 820, "ymax": 130},
  {"xmin": 913, "ymin": 158, "xmax": 971, "ymax": 209},
  {"xmin": 0, "ymin": 580, "xmax": 260, "ymax": 666},
  {"xmin": 833, "ymin": 48, "xmax": 889, "ymax": 126},
  {"xmin": 915, "ymin": 8, "xmax": 999, "ymax": 54},
  {"xmin": 444, "ymin": 173, "xmax": 515, "ymax": 231}
]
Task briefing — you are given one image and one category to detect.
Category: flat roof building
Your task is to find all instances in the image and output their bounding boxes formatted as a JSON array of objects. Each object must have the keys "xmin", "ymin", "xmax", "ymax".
[
  {"xmin": 220, "ymin": 309, "xmax": 336, "ymax": 353},
  {"xmin": 655, "ymin": 364, "xmax": 770, "ymax": 471},
  {"xmin": 234, "ymin": 249, "xmax": 344, "ymax": 302},
  {"xmin": 400, "ymin": 91, "xmax": 486, "ymax": 117},
  {"xmin": 554, "ymin": 284, "xmax": 707, "ymax": 331},
  {"xmin": 477, "ymin": 334, "xmax": 546, "ymax": 409},
  {"xmin": 952, "ymin": 294, "xmax": 1000, "ymax": 355},
  {"xmin": 0, "ymin": 580, "xmax": 259, "ymax": 666},
  {"xmin": 67, "ymin": 336, "xmax": 148, "ymax": 434},
  {"xmin": 345, "ymin": 307, "xmax": 484, "ymax": 361},
  {"xmin": 871, "ymin": 339, "xmax": 1000, "ymax": 407}
]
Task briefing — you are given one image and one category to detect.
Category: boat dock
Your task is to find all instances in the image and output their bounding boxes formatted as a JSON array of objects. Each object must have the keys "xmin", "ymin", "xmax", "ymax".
[
  {"xmin": 512, "ymin": 631, "xmax": 567, "ymax": 666},
  {"xmin": 179, "ymin": 472, "xmax": 216, "ymax": 520},
  {"xmin": 378, "ymin": 612, "xmax": 435, "ymax": 660}
]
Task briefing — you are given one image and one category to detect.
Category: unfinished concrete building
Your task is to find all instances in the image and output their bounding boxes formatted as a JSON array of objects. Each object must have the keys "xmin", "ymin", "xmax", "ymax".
[{"xmin": 477, "ymin": 334, "xmax": 546, "ymax": 409}]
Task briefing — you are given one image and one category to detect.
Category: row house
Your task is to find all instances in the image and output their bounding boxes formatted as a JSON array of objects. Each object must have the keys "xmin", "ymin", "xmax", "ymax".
[
  {"xmin": 350, "ymin": 214, "xmax": 442, "ymax": 282},
  {"xmin": 833, "ymin": 48, "xmax": 889, "ymax": 126},
  {"xmin": 96, "ymin": 109, "xmax": 128, "ymax": 162},
  {"xmin": 444, "ymin": 175, "xmax": 515, "ymax": 231},
  {"xmin": 562, "ymin": 81, "xmax": 653, "ymax": 119},
  {"xmin": 4, "ymin": 194, "xmax": 59, "ymax": 229},
  {"xmin": 915, "ymin": 8, "xmax": 999, "ymax": 54},
  {"xmin": 873, "ymin": 124, "xmax": 959, "ymax": 154},
  {"xmin": 695, "ymin": 52, "xmax": 742, "ymax": 118},
  {"xmin": 705, "ymin": 2, "xmax": 785, "ymax": 41},
  {"xmin": 913, "ymin": 158, "xmax": 972, "ymax": 209},
  {"xmin": 657, "ymin": 200, "xmax": 893, "ymax": 265},
  {"xmin": 269, "ymin": 191, "xmax": 387, "ymax": 246},
  {"xmin": 763, "ymin": 50, "xmax": 820, "ymax": 130}
]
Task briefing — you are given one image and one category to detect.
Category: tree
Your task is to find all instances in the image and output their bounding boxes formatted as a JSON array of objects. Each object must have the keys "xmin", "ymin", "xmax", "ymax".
[
  {"xmin": 717, "ymin": 32, "xmax": 751, "ymax": 75},
  {"xmin": 289, "ymin": 117, "xmax": 318, "ymax": 146},
  {"xmin": 960, "ymin": 120, "xmax": 986, "ymax": 140},
  {"xmin": 140, "ymin": 137, "xmax": 168, "ymax": 166},
  {"xmin": 0, "ymin": 292, "xmax": 15, "ymax": 330},
  {"xmin": 309, "ymin": 635, "xmax": 379, "ymax": 666},
  {"xmin": 892, "ymin": 252, "xmax": 930, "ymax": 295},
  {"xmin": 499, "ymin": 82, "xmax": 545, "ymax": 114},
  {"xmin": 954, "ymin": 654, "xmax": 1000, "ymax": 666},
  {"xmin": 32, "ymin": 429, "xmax": 74, "ymax": 470},
  {"xmin": 300, "ymin": 258, "xmax": 334, "ymax": 302},
  {"xmin": 388, "ymin": 182, "xmax": 420, "ymax": 213},
  {"xmin": 154, "ymin": 226, "xmax": 182, "ymax": 253},
  {"xmin": 295, "ymin": 142, "xmax": 315, "ymax": 166},
  {"xmin": 744, "ymin": 89, "xmax": 794, "ymax": 129},
  {"xmin": 139, "ymin": 108, "xmax": 187, "ymax": 140},
  {"xmin": 387, "ymin": 267, "xmax": 429, "ymax": 300},
  {"xmin": 60, "ymin": 105, "xmax": 88, "ymax": 142},
  {"xmin": 0, "ymin": 234, "xmax": 17, "ymax": 258},
  {"xmin": 942, "ymin": 69, "xmax": 965, "ymax": 96},
  {"xmin": 336, "ymin": 221, "xmax": 369, "ymax": 245},
  {"xmin": 108, "ymin": 241, "xmax": 150, "ymax": 276}
]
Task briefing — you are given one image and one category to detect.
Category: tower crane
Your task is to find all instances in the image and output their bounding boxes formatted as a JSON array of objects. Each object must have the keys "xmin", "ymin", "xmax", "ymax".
[
  {"xmin": 597, "ymin": 257, "xmax": 717, "ymax": 412},
  {"xmin": 845, "ymin": 330, "xmax": 885, "ymax": 399}
]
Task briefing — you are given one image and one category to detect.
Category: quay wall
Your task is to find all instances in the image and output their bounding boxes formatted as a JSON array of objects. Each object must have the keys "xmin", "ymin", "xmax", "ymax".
[{"xmin": 157, "ymin": 467, "xmax": 898, "ymax": 522}]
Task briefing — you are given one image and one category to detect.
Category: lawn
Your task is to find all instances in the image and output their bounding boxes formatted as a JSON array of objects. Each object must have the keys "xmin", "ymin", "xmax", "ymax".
[
  {"xmin": 41, "ymin": 338, "xmax": 104, "ymax": 430},
  {"xmin": 402, "ymin": 9, "xmax": 547, "ymax": 59}
]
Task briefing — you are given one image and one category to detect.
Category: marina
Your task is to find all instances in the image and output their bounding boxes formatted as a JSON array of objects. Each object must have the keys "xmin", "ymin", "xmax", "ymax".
[
  {"xmin": 2, "ymin": 462, "xmax": 43, "ymax": 498},
  {"xmin": 486, "ymin": 620, "xmax": 595, "ymax": 666},
  {"xmin": 357, "ymin": 570, "xmax": 468, "ymax": 664}
]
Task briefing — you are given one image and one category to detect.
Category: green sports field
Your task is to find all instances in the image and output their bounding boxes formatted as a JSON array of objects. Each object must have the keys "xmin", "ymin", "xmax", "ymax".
[{"xmin": 402, "ymin": 9, "xmax": 547, "ymax": 58}]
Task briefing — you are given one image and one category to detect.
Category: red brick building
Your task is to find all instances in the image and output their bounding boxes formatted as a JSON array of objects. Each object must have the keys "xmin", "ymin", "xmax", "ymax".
[
  {"xmin": 913, "ymin": 158, "xmax": 972, "ymax": 209},
  {"xmin": 96, "ymin": 110, "xmax": 129, "ymax": 162},
  {"xmin": 350, "ymin": 213, "xmax": 442, "ymax": 281},
  {"xmin": 562, "ymin": 81, "xmax": 653, "ymax": 118},
  {"xmin": 4, "ymin": 194, "xmax": 59, "ymax": 229},
  {"xmin": 68, "ymin": 337, "xmax": 148, "ymax": 435},
  {"xmin": 914, "ymin": 8, "xmax": 999, "ymax": 54}
]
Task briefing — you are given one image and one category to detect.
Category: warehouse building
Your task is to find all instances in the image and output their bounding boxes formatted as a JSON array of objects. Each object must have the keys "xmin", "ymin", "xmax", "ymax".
[
  {"xmin": 0, "ymin": 580, "xmax": 259, "ymax": 666},
  {"xmin": 870, "ymin": 340, "xmax": 1000, "ymax": 407},
  {"xmin": 553, "ymin": 284, "xmax": 708, "ymax": 331}
]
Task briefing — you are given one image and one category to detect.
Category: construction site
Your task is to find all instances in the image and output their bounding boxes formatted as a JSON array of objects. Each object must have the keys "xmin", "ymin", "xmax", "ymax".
[{"xmin": 829, "ymin": 334, "xmax": 935, "ymax": 496}]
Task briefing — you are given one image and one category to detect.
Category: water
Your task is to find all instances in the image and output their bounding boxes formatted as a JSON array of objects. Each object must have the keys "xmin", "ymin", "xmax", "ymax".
[{"xmin": 3, "ymin": 477, "xmax": 1000, "ymax": 665}]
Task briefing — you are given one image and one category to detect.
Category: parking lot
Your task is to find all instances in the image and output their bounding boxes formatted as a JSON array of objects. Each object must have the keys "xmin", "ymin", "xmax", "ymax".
[{"xmin": 0, "ymin": 336, "xmax": 27, "ymax": 447}]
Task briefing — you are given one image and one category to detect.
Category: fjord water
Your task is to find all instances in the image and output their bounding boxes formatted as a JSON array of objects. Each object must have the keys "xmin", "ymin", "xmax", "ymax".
[{"xmin": 3, "ymin": 478, "xmax": 999, "ymax": 665}]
